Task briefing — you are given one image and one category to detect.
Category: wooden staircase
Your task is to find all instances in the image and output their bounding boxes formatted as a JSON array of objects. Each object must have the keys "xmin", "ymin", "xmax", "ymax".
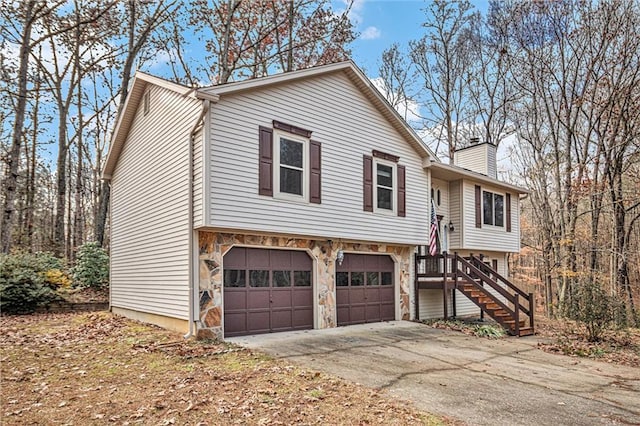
[{"xmin": 415, "ymin": 251, "xmax": 535, "ymax": 337}]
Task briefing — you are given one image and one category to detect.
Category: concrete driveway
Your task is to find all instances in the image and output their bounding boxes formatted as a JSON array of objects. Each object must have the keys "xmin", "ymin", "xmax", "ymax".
[{"xmin": 228, "ymin": 321, "xmax": 640, "ymax": 425}]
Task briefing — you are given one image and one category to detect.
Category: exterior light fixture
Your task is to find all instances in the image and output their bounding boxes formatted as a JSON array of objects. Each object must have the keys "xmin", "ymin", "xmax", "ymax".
[
  {"xmin": 336, "ymin": 249, "xmax": 344, "ymax": 266},
  {"xmin": 448, "ymin": 221, "xmax": 455, "ymax": 232}
]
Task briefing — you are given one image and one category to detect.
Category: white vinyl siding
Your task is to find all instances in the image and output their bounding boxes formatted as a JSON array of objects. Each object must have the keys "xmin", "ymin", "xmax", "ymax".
[
  {"xmin": 448, "ymin": 180, "xmax": 462, "ymax": 249},
  {"xmin": 193, "ymin": 127, "xmax": 204, "ymax": 226},
  {"xmin": 454, "ymin": 143, "xmax": 497, "ymax": 178},
  {"xmin": 110, "ymin": 84, "xmax": 200, "ymax": 320},
  {"xmin": 461, "ymin": 180, "xmax": 520, "ymax": 252},
  {"xmin": 418, "ymin": 289, "xmax": 454, "ymax": 320},
  {"xmin": 431, "ymin": 178, "xmax": 450, "ymax": 251},
  {"xmin": 206, "ymin": 72, "xmax": 429, "ymax": 245}
]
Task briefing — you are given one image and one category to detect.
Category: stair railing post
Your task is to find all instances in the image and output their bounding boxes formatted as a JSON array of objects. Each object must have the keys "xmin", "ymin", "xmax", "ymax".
[
  {"xmin": 528, "ymin": 292, "xmax": 534, "ymax": 330},
  {"xmin": 514, "ymin": 293, "xmax": 520, "ymax": 336},
  {"xmin": 414, "ymin": 251, "xmax": 420, "ymax": 321},
  {"xmin": 442, "ymin": 251, "xmax": 448, "ymax": 320}
]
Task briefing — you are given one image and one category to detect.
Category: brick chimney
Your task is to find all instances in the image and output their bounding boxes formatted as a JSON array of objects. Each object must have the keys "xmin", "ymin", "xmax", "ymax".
[{"xmin": 453, "ymin": 138, "xmax": 497, "ymax": 178}]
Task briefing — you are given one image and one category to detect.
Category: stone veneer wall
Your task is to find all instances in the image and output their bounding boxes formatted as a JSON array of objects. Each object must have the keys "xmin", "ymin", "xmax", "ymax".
[{"xmin": 197, "ymin": 231, "xmax": 413, "ymax": 339}]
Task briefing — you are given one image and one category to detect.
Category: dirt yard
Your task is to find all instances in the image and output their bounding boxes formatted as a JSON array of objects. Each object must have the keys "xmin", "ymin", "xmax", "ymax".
[{"xmin": 0, "ymin": 312, "xmax": 450, "ymax": 425}]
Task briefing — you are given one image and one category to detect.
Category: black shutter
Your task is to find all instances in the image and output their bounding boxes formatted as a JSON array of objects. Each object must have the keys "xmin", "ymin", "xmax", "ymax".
[
  {"xmin": 506, "ymin": 193, "xmax": 512, "ymax": 232},
  {"xmin": 363, "ymin": 155, "xmax": 373, "ymax": 212},
  {"xmin": 309, "ymin": 140, "xmax": 321, "ymax": 204},
  {"xmin": 475, "ymin": 185, "xmax": 482, "ymax": 228},
  {"xmin": 259, "ymin": 126, "xmax": 273, "ymax": 196},
  {"xmin": 397, "ymin": 165, "xmax": 406, "ymax": 217}
]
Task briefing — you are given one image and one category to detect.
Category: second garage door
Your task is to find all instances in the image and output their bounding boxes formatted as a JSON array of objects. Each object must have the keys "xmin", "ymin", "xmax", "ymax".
[
  {"xmin": 336, "ymin": 254, "xmax": 395, "ymax": 326},
  {"xmin": 223, "ymin": 248, "xmax": 313, "ymax": 337}
]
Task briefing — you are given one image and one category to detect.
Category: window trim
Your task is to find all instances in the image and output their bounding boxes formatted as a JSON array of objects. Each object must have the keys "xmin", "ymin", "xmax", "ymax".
[
  {"xmin": 482, "ymin": 189, "xmax": 505, "ymax": 228},
  {"xmin": 273, "ymin": 129, "xmax": 309, "ymax": 203},
  {"xmin": 373, "ymin": 157, "xmax": 397, "ymax": 215}
]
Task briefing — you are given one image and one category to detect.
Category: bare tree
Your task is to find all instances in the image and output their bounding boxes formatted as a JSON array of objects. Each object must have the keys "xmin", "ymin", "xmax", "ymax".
[{"xmin": 409, "ymin": 0, "xmax": 477, "ymax": 162}]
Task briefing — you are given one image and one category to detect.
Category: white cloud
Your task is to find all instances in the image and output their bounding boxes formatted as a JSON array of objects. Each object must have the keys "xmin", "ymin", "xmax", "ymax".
[
  {"xmin": 360, "ymin": 26, "xmax": 381, "ymax": 40},
  {"xmin": 370, "ymin": 77, "xmax": 421, "ymax": 123},
  {"xmin": 342, "ymin": 0, "xmax": 366, "ymax": 26}
]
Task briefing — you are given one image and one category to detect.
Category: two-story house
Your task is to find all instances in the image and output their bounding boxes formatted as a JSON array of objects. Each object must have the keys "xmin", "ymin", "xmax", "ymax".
[{"xmin": 103, "ymin": 61, "xmax": 531, "ymax": 339}]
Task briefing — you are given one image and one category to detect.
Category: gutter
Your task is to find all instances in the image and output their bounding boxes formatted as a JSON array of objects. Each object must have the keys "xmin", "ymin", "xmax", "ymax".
[{"xmin": 185, "ymin": 99, "xmax": 211, "ymax": 339}]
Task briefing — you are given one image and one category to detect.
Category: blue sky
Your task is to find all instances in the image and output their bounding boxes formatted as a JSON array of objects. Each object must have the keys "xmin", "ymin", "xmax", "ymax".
[
  {"xmin": 344, "ymin": 0, "xmax": 490, "ymax": 77},
  {"xmin": 344, "ymin": 0, "xmax": 426, "ymax": 75}
]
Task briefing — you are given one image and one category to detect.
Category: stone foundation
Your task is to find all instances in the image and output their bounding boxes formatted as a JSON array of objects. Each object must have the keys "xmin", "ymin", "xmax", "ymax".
[{"xmin": 197, "ymin": 231, "xmax": 412, "ymax": 339}]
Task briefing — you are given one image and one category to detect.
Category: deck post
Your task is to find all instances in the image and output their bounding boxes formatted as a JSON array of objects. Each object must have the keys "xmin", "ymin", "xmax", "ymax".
[
  {"xmin": 442, "ymin": 251, "xmax": 448, "ymax": 319},
  {"xmin": 414, "ymin": 252, "xmax": 420, "ymax": 321}
]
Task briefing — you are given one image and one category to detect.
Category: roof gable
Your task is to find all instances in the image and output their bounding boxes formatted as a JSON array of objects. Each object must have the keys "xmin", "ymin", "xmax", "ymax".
[
  {"xmin": 102, "ymin": 73, "xmax": 195, "ymax": 178},
  {"xmin": 197, "ymin": 61, "xmax": 436, "ymax": 161},
  {"xmin": 104, "ymin": 61, "xmax": 436, "ymax": 179}
]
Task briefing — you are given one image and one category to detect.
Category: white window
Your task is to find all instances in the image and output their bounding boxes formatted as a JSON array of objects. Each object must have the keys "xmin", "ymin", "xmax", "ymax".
[
  {"xmin": 274, "ymin": 130, "xmax": 308, "ymax": 202},
  {"xmin": 483, "ymin": 190, "xmax": 504, "ymax": 227},
  {"xmin": 374, "ymin": 158, "xmax": 396, "ymax": 214}
]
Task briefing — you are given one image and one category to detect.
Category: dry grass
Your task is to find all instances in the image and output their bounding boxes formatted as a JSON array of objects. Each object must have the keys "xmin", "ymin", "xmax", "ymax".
[{"xmin": 1, "ymin": 312, "xmax": 452, "ymax": 425}]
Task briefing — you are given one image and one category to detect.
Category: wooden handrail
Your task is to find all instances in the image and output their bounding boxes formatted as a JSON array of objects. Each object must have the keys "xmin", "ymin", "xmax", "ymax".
[
  {"xmin": 469, "ymin": 255, "xmax": 532, "ymax": 316},
  {"xmin": 455, "ymin": 255, "xmax": 516, "ymax": 306},
  {"xmin": 456, "ymin": 268, "xmax": 516, "ymax": 317},
  {"xmin": 469, "ymin": 255, "xmax": 529, "ymax": 299}
]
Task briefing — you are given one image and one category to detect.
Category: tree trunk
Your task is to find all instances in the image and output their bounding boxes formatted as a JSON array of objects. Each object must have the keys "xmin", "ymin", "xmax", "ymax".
[{"xmin": 1, "ymin": 0, "xmax": 36, "ymax": 253}]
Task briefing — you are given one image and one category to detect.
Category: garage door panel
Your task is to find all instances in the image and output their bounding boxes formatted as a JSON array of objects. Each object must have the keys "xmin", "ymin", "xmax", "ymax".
[
  {"xmin": 293, "ymin": 308, "xmax": 313, "ymax": 328},
  {"xmin": 380, "ymin": 287, "xmax": 394, "ymax": 299},
  {"xmin": 381, "ymin": 303, "xmax": 395, "ymax": 320},
  {"xmin": 224, "ymin": 312, "xmax": 247, "ymax": 335},
  {"xmin": 247, "ymin": 248, "xmax": 270, "ymax": 268},
  {"xmin": 337, "ymin": 306, "xmax": 349, "ymax": 325},
  {"xmin": 247, "ymin": 311, "xmax": 270, "ymax": 334},
  {"xmin": 223, "ymin": 247, "xmax": 313, "ymax": 336},
  {"xmin": 224, "ymin": 291, "xmax": 247, "ymax": 310},
  {"xmin": 247, "ymin": 290, "xmax": 270, "ymax": 309},
  {"xmin": 336, "ymin": 254, "xmax": 395, "ymax": 326},
  {"xmin": 365, "ymin": 288, "xmax": 380, "ymax": 303},
  {"xmin": 271, "ymin": 289, "xmax": 293, "ymax": 308},
  {"xmin": 293, "ymin": 288, "xmax": 312, "ymax": 306},
  {"xmin": 350, "ymin": 306, "xmax": 366, "ymax": 324},
  {"xmin": 366, "ymin": 304, "xmax": 381, "ymax": 322},
  {"xmin": 349, "ymin": 288, "xmax": 366, "ymax": 303},
  {"xmin": 271, "ymin": 310, "xmax": 293, "ymax": 331}
]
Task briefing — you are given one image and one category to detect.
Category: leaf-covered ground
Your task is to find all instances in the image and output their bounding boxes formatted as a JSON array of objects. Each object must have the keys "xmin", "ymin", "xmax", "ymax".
[
  {"xmin": 0, "ymin": 312, "xmax": 450, "ymax": 425},
  {"xmin": 535, "ymin": 318, "xmax": 640, "ymax": 368},
  {"xmin": 423, "ymin": 316, "xmax": 640, "ymax": 368}
]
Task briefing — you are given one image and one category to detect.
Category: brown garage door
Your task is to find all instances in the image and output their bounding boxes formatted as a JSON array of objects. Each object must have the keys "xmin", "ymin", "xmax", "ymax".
[
  {"xmin": 223, "ymin": 247, "xmax": 313, "ymax": 337},
  {"xmin": 336, "ymin": 254, "xmax": 395, "ymax": 326}
]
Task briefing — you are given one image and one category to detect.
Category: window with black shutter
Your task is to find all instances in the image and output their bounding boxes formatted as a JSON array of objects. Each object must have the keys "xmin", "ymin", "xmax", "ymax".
[{"xmin": 258, "ymin": 121, "xmax": 320, "ymax": 204}]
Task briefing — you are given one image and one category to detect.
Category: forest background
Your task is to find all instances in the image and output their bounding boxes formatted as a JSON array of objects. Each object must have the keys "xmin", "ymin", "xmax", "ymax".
[{"xmin": 1, "ymin": 0, "xmax": 638, "ymax": 326}]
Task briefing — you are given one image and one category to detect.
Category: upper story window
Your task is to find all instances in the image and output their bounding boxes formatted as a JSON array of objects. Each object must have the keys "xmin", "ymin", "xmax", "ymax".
[
  {"xmin": 374, "ymin": 159, "xmax": 396, "ymax": 214},
  {"xmin": 483, "ymin": 190, "xmax": 504, "ymax": 227},
  {"xmin": 258, "ymin": 121, "xmax": 321, "ymax": 204},
  {"xmin": 275, "ymin": 131, "xmax": 308, "ymax": 199},
  {"xmin": 363, "ymin": 150, "xmax": 405, "ymax": 217}
]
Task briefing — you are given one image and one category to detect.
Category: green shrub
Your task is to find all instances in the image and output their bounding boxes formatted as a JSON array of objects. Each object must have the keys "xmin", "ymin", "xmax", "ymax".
[
  {"xmin": 72, "ymin": 242, "xmax": 109, "ymax": 288},
  {"xmin": 570, "ymin": 280, "xmax": 617, "ymax": 342},
  {"xmin": 0, "ymin": 252, "xmax": 61, "ymax": 314},
  {"xmin": 473, "ymin": 324, "xmax": 506, "ymax": 338}
]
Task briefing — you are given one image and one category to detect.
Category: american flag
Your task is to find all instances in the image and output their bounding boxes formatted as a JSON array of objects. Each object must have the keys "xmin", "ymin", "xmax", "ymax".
[{"xmin": 429, "ymin": 199, "xmax": 438, "ymax": 256}]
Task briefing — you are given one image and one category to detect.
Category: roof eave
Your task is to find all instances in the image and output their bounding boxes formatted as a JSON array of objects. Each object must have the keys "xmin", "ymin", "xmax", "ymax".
[{"xmin": 427, "ymin": 161, "xmax": 529, "ymax": 194}]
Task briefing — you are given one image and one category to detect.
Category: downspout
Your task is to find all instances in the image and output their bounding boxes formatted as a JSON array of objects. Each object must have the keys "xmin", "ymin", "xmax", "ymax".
[{"xmin": 185, "ymin": 99, "xmax": 211, "ymax": 339}]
